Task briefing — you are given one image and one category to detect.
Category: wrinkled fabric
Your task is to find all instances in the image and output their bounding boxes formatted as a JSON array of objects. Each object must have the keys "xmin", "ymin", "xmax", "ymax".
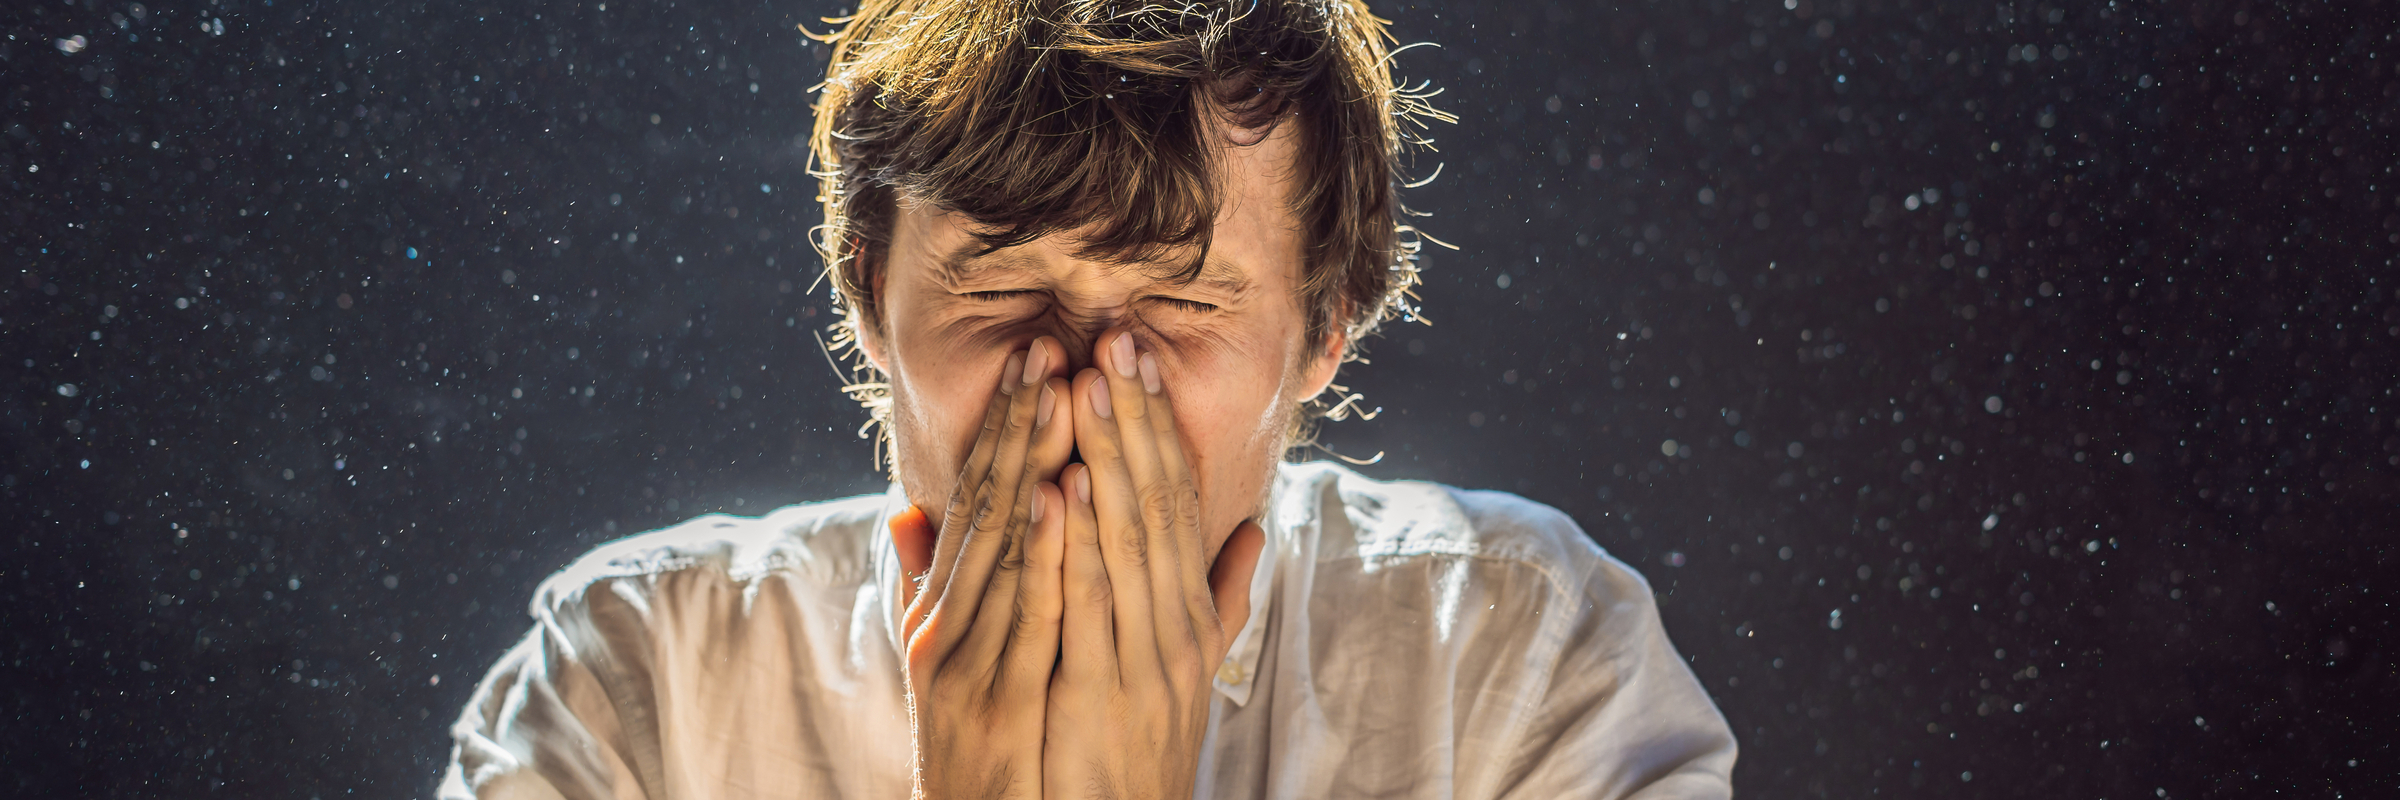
[{"xmin": 441, "ymin": 462, "xmax": 1737, "ymax": 799}]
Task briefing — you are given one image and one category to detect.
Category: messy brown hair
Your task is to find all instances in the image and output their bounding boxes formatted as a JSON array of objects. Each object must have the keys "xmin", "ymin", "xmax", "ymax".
[{"xmin": 806, "ymin": 0, "xmax": 1449, "ymax": 454}]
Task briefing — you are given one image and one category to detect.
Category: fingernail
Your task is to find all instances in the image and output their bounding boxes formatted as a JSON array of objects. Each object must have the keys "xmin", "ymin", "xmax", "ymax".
[
  {"xmin": 1089, "ymin": 374, "xmax": 1113, "ymax": 419},
  {"xmin": 1037, "ymin": 384, "xmax": 1056, "ymax": 427},
  {"xmin": 1111, "ymin": 332, "xmax": 1138, "ymax": 378},
  {"xmin": 1021, "ymin": 342, "xmax": 1047, "ymax": 386},
  {"xmin": 1074, "ymin": 467, "xmax": 1092, "ymax": 504},
  {"xmin": 1138, "ymin": 352, "xmax": 1161, "ymax": 395},
  {"xmin": 1031, "ymin": 489, "xmax": 1046, "ymax": 524},
  {"xmin": 1001, "ymin": 351, "xmax": 1026, "ymax": 395}
]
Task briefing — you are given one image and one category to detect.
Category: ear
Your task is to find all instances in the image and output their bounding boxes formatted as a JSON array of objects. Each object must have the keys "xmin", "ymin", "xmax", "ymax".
[
  {"xmin": 850, "ymin": 243, "xmax": 894, "ymax": 376},
  {"xmin": 1296, "ymin": 321, "xmax": 1348, "ymax": 402}
]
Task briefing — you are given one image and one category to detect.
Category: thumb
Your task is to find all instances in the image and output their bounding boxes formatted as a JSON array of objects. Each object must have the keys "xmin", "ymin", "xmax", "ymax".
[
  {"xmin": 889, "ymin": 505, "xmax": 936, "ymax": 613},
  {"xmin": 1206, "ymin": 519, "xmax": 1267, "ymax": 645}
]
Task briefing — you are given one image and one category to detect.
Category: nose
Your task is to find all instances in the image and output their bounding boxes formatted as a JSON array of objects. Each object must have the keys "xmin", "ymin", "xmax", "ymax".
[
  {"xmin": 1047, "ymin": 327, "xmax": 1102, "ymax": 375},
  {"xmin": 1028, "ymin": 316, "xmax": 1134, "ymax": 377}
]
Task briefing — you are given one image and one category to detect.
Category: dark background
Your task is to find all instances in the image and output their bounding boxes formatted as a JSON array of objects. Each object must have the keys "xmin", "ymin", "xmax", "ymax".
[{"xmin": 5, "ymin": 0, "xmax": 2395, "ymax": 796}]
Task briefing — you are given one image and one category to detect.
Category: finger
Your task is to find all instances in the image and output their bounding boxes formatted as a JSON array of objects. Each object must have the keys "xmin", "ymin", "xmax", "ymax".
[
  {"xmin": 1136, "ymin": 349, "xmax": 1211, "ymax": 614},
  {"xmin": 889, "ymin": 505, "xmax": 936, "ymax": 615},
  {"xmin": 907, "ymin": 357, "xmax": 1021, "ymax": 640},
  {"xmin": 926, "ymin": 347, "xmax": 1049, "ymax": 662},
  {"xmin": 1025, "ymin": 339, "xmax": 1075, "ymax": 485},
  {"xmin": 1205, "ymin": 519, "xmax": 1266, "ymax": 659},
  {"xmin": 952, "ymin": 473, "xmax": 1039, "ymax": 679},
  {"xmin": 1057, "ymin": 464, "xmax": 1116, "ymax": 684},
  {"xmin": 1100, "ymin": 331, "xmax": 1174, "ymax": 542},
  {"xmin": 997, "ymin": 481, "xmax": 1067, "ymax": 700},
  {"xmin": 1072, "ymin": 366, "xmax": 1163, "ymax": 676},
  {"xmin": 1098, "ymin": 331, "xmax": 1198, "ymax": 652},
  {"xmin": 947, "ymin": 349, "xmax": 1029, "ymax": 523}
]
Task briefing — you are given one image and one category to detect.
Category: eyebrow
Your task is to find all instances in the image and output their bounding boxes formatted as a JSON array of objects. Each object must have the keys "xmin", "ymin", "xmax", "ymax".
[{"xmin": 935, "ymin": 239, "xmax": 1256, "ymax": 294}]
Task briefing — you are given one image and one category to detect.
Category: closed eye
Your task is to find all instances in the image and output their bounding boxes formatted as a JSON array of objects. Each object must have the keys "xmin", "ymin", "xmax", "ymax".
[
  {"xmin": 963, "ymin": 290, "xmax": 1038, "ymax": 302},
  {"xmin": 1149, "ymin": 297, "xmax": 1219, "ymax": 314}
]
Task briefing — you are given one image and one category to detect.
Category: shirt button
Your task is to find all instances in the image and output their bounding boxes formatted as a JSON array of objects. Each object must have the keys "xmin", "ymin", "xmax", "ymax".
[{"xmin": 1216, "ymin": 660, "xmax": 1245, "ymax": 685}]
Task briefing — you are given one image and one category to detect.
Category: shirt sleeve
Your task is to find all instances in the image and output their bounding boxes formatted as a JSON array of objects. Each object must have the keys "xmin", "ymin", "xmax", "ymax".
[
  {"xmin": 1498, "ymin": 554, "xmax": 1739, "ymax": 800},
  {"xmin": 439, "ymin": 601, "xmax": 648, "ymax": 800}
]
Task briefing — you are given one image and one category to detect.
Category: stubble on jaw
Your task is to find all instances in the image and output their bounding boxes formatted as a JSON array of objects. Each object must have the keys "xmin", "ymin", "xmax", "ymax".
[{"xmin": 1215, "ymin": 350, "xmax": 1320, "ymax": 561}]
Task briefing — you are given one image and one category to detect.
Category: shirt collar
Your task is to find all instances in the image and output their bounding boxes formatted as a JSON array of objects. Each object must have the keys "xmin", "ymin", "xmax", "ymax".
[{"xmin": 869, "ymin": 469, "xmax": 1296, "ymax": 708}]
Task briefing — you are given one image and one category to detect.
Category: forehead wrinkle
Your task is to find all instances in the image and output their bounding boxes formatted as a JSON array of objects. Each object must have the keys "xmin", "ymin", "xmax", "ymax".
[
  {"xmin": 1111, "ymin": 252, "xmax": 1257, "ymax": 298},
  {"xmin": 933, "ymin": 238, "xmax": 1039, "ymax": 287},
  {"xmin": 1185, "ymin": 256, "xmax": 1257, "ymax": 294},
  {"xmin": 942, "ymin": 237, "xmax": 1257, "ymax": 299}
]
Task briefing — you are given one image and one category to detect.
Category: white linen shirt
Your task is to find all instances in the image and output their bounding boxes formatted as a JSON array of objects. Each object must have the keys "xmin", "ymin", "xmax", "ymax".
[{"xmin": 441, "ymin": 461, "xmax": 1737, "ymax": 799}]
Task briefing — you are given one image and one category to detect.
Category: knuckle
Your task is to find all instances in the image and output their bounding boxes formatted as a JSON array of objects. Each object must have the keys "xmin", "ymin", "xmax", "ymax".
[
  {"xmin": 995, "ymin": 532, "xmax": 1028, "ymax": 573},
  {"xmin": 1119, "ymin": 522, "xmax": 1149, "ymax": 567},
  {"xmin": 938, "ymin": 509, "xmax": 974, "ymax": 544},
  {"xmin": 1001, "ymin": 497, "xmax": 1034, "ymax": 541},
  {"xmin": 969, "ymin": 480, "xmax": 1006, "ymax": 530},
  {"xmin": 1011, "ymin": 603, "xmax": 1053, "ymax": 645},
  {"xmin": 1138, "ymin": 486, "xmax": 1177, "ymax": 525},
  {"xmin": 1172, "ymin": 480, "xmax": 1201, "ymax": 525},
  {"xmin": 999, "ymin": 401, "xmax": 1034, "ymax": 437},
  {"xmin": 941, "ymin": 486, "xmax": 977, "ymax": 531}
]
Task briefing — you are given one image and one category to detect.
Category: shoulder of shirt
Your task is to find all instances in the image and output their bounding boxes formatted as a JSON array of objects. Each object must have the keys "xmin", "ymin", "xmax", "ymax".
[
  {"xmin": 523, "ymin": 492, "xmax": 888, "ymax": 618},
  {"xmin": 1280, "ymin": 460, "xmax": 1650, "ymax": 601}
]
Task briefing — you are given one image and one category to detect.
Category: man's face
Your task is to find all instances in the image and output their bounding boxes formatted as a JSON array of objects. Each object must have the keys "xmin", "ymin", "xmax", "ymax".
[{"xmin": 860, "ymin": 120, "xmax": 1341, "ymax": 557}]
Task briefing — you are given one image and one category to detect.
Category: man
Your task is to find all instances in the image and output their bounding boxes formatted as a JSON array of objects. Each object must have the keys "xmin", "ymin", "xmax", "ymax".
[{"xmin": 441, "ymin": 0, "xmax": 1737, "ymax": 797}]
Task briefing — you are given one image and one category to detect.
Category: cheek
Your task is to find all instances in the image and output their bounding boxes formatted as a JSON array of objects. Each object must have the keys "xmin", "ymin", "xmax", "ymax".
[
  {"xmin": 885, "ymin": 296, "xmax": 1018, "ymax": 427},
  {"xmin": 885, "ymin": 336, "xmax": 1009, "ymax": 506},
  {"xmin": 1159, "ymin": 329, "xmax": 1298, "ymax": 504},
  {"xmin": 1160, "ymin": 327, "xmax": 1285, "ymax": 416},
  {"xmin": 1165, "ymin": 363, "xmax": 1285, "ymax": 450}
]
